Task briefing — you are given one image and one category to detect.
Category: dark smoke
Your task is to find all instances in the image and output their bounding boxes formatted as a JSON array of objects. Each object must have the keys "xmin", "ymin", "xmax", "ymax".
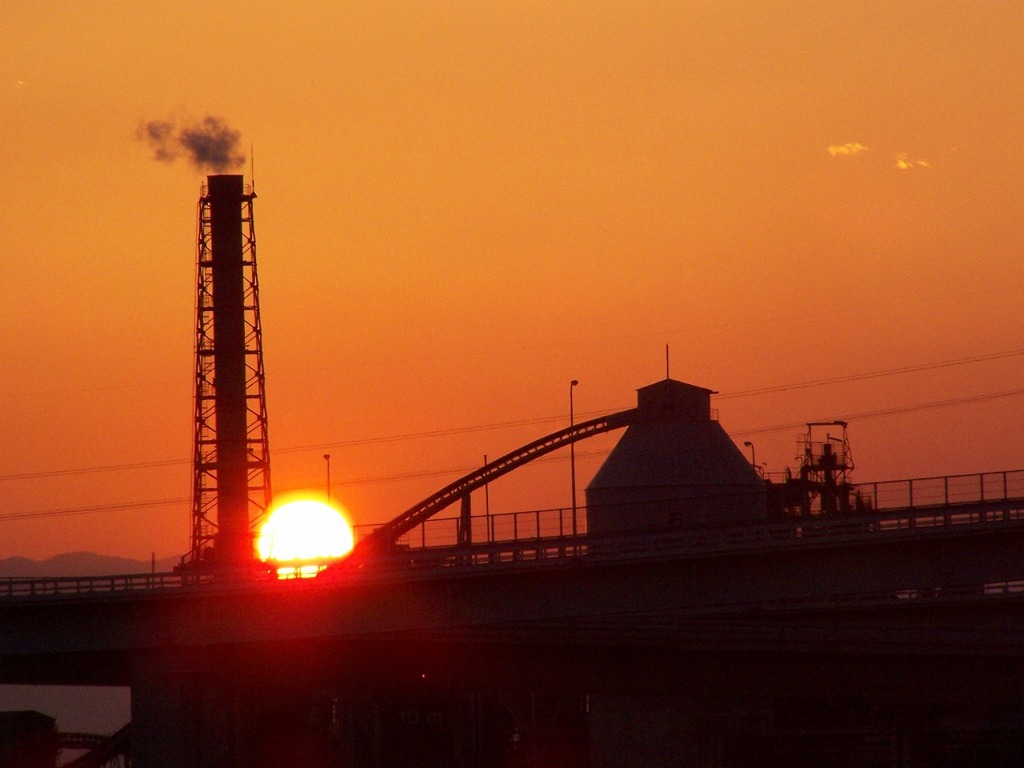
[{"xmin": 138, "ymin": 115, "xmax": 246, "ymax": 173}]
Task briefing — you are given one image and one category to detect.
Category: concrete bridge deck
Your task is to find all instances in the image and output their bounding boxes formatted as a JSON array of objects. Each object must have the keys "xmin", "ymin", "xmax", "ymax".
[
  {"xmin": 1, "ymin": 496, "xmax": 1022, "ymax": 685},
  {"xmin": 3, "ymin": 482, "xmax": 1024, "ymax": 767}
]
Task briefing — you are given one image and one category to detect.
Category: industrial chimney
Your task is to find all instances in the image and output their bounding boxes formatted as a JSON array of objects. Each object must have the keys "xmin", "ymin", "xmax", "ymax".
[{"xmin": 188, "ymin": 175, "xmax": 272, "ymax": 570}]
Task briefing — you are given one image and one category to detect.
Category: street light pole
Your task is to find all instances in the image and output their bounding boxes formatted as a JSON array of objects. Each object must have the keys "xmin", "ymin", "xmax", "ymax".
[
  {"xmin": 323, "ymin": 453, "xmax": 332, "ymax": 502},
  {"xmin": 483, "ymin": 453, "xmax": 490, "ymax": 543},
  {"xmin": 570, "ymin": 379, "xmax": 579, "ymax": 541},
  {"xmin": 743, "ymin": 441, "xmax": 759, "ymax": 476}
]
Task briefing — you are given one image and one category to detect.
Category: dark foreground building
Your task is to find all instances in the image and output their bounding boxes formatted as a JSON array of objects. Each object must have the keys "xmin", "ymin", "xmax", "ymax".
[{"xmin": 0, "ymin": 711, "xmax": 58, "ymax": 768}]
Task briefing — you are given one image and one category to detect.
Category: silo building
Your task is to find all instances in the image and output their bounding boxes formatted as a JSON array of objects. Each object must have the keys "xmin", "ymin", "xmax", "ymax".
[{"xmin": 585, "ymin": 378, "xmax": 766, "ymax": 536}]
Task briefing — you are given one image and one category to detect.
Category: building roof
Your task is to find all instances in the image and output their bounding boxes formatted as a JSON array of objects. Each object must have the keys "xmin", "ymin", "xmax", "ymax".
[{"xmin": 586, "ymin": 419, "xmax": 763, "ymax": 492}]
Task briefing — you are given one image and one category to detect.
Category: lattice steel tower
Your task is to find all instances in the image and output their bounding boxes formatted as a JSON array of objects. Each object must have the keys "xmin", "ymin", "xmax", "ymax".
[{"xmin": 189, "ymin": 174, "xmax": 272, "ymax": 568}]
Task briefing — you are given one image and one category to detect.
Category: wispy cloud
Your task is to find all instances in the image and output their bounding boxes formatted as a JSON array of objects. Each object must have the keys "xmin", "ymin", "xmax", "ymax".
[
  {"xmin": 895, "ymin": 152, "xmax": 931, "ymax": 170},
  {"xmin": 827, "ymin": 142, "xmax": 935, "ymax": 171},
  {"xmin": 828, "ymin": 142, "xmax": 869, "ymax": 157}
]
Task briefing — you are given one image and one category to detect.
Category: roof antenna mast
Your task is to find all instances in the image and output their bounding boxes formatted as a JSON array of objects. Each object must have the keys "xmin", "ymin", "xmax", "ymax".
[{"xmin": 665, "ymin": 344, "xmax": 670, "ymax": 380}]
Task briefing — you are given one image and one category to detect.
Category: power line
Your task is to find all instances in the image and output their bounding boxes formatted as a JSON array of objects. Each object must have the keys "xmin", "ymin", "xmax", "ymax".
[
  {"xmin": 732, "ymin": 388, "xmax": 1024, "ymax": 438},
  {"xmin": 329, "ymin": 388, "xmax": 1024, "ymax": 486},
  {"xmin": 8, "ymin": 386, "xmax": 1024, "ymax": 524},
  {"xmin": 2, "ymin": 348, "xmax": 1021, "ymax": 484},
  {"xmin": 0, "ymin": 498, "xmax": 186, "ymax": 524},
  {"xmin": 717, "ymin": 348, "xmax": 1024, "ymax": 400},
  {"xmin": 0, "ymin": 417, "xmax": 568, "ymax": 483},
  {"xmin": 276, "ymin": 414, "xmax": 571, "ymax": 454},
  {"xmin": 0, "ymin": 459, "xmax": 184, "ymax": 482}
]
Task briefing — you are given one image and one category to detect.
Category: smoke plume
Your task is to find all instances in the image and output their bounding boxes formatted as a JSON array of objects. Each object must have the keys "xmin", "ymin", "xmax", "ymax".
[{"xmin": 138, "ymin": 115, "xmax": 246, "ymax": 173}]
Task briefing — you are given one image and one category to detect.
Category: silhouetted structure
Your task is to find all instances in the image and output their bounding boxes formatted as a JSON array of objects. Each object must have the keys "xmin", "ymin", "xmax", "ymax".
[
  {"xmin": 586, "ymin": 379, "xmax": 766, "ymax": 534},
  {"xmin": 0, "ymin": 711, "xmax": 58, "ymax": 768},
  {"xmin": 3, "ymin": 178, "xmax": 1024, "ymax": 768},
  {"xmin": 60, "ymin": 723, "xmax": 131, "ymax": 768},
  {"xmin": 765, "ymin": 420, "xmax": 871, "ymax": 518},
  {"xmin": 188, "ymin": 174, "xmax": 271, "ymax": 569}
]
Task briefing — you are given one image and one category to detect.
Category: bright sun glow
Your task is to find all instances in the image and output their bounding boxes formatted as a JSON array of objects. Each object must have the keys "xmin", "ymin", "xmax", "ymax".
[{"xmin": 257, "ymin": 499, "xmax": 355, "ymax": 578}]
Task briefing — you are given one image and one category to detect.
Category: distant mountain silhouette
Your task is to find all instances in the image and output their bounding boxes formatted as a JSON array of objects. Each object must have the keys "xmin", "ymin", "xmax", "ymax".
[{"xmin": 0, "ymin": 552, "xmax": 181, "ymax": 578}]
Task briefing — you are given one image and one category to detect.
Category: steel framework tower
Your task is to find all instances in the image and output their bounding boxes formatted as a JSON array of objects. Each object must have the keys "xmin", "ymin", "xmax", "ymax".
[{"xmin": 189, "ymin": 174, "xmax": 272, "ymax": 568}]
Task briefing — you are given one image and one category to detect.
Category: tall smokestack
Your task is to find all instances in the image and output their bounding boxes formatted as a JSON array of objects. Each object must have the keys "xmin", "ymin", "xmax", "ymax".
[
  {"xmin": 208, "ymin": 175, "xmax": 251, "ymax": 564},
  {"xmin": 189, "ymin": 175, "xmax": 272, "ymax": 570}
]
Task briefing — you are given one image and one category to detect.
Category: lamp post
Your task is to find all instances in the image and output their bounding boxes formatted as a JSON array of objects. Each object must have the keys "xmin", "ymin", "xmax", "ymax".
[
  {"xmin": 570, "ymin": 379, "xmax": 579, "ymax": 540},
  {"xmin": 323, "ymin": 454, "xmax": 331, "ymax": 502},
  {"xmin": 483, "ymin": 453, "xmax": 491, "ymax": 543},
  {"xmin": 743, "ymin": 441, "xmax": 761, "ymax": 477}
]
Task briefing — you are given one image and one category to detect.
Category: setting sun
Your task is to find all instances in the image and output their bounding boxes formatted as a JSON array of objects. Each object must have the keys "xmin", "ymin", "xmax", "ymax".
[{"xmin": 257, "ymin": 499, "xmax": 355, "ymax": 578}]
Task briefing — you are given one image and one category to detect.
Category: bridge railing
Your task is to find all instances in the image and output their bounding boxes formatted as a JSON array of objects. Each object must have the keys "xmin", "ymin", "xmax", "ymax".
[
  {"xmin": 357, "ymin": 496, "xmax": 1024, "ymax": 574},
  {"xmin": 355, "ymin": 505, "xmax": 587, "ymax": 550},
  {"xmin": 3, "ymin": 500, "xmax": 1024, "ymax": 598},
  {"xmin": 348, "ymin": 502, "xmax": 1024, "ymax": 581},
  {"xmin": 4, "ymin": 471, "xmax": 1024, "ymax": 599},
  {"xmin": 358, "ymin": 471, "xmax": 1024, "ymax": 557},
  {"xmin": 854, "ymin": 469, "xmax": 1024, "ymax": 511},
  {"xmin": 0, "ymin": 571, "xmax": 197, "ymax": 599}
]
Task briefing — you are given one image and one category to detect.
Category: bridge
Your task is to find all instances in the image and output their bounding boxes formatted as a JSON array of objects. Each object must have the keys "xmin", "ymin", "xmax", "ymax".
[{"xmin": 2, "ymin": 457, "xmax": 1023, "ymax": 767}]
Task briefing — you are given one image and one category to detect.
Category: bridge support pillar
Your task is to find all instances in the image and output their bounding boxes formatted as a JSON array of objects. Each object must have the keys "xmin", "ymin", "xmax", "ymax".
[
  {"xmin": 458, "ymin": 494, "xmax": 472, "ymax": 547},
  {"xmin": 589, "ymin": 695, "xmax": 708, "ymax": 768},
  {"xmin": 131, "ymin": 651, "xmax": 255, "ymax": 768}
]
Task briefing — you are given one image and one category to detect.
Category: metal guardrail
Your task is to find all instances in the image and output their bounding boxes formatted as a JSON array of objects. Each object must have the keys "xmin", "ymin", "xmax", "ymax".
[
  {"xmin": 365, "ymin": 469, "xmax": 1024, "ymax": 551},
  {"xmin": 3, "ymin": 470, "xmax": 1024, "ymax": 601},
  {"xmin": 854, "ymin": 469, "xmax": 1024, "ymax": 511},
  {"xmin": 5, "ymin": 500, "xmax": 1022, "ymax": 601},
  {"xmin": 0, "ymin": 571, "xmax": 206, "ymax": 599},
  {"xmin": 362, "ymin": 499, "xmax": 1024, "ymax": 575},
  {"xmin": 355, "ymin": 505, "xmax": 587, "ymax": 550}
]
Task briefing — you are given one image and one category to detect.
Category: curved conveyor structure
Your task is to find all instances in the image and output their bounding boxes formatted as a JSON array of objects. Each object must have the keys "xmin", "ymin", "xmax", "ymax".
[{"xmin": 350, "ymin": 408, "xmax": 638, "ymax": 556}]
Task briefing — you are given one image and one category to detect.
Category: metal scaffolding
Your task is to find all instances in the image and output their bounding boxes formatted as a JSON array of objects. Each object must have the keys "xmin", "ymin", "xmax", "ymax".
[{"xmin": 188, "ymin": 175, "xmax": 272, "ymax": 568}]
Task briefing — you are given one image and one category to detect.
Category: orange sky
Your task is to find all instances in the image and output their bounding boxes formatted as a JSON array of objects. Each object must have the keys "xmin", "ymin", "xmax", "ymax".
[{"xmin": 1, "ymin": 1, "xmax": 1022, "ymax": 561}]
